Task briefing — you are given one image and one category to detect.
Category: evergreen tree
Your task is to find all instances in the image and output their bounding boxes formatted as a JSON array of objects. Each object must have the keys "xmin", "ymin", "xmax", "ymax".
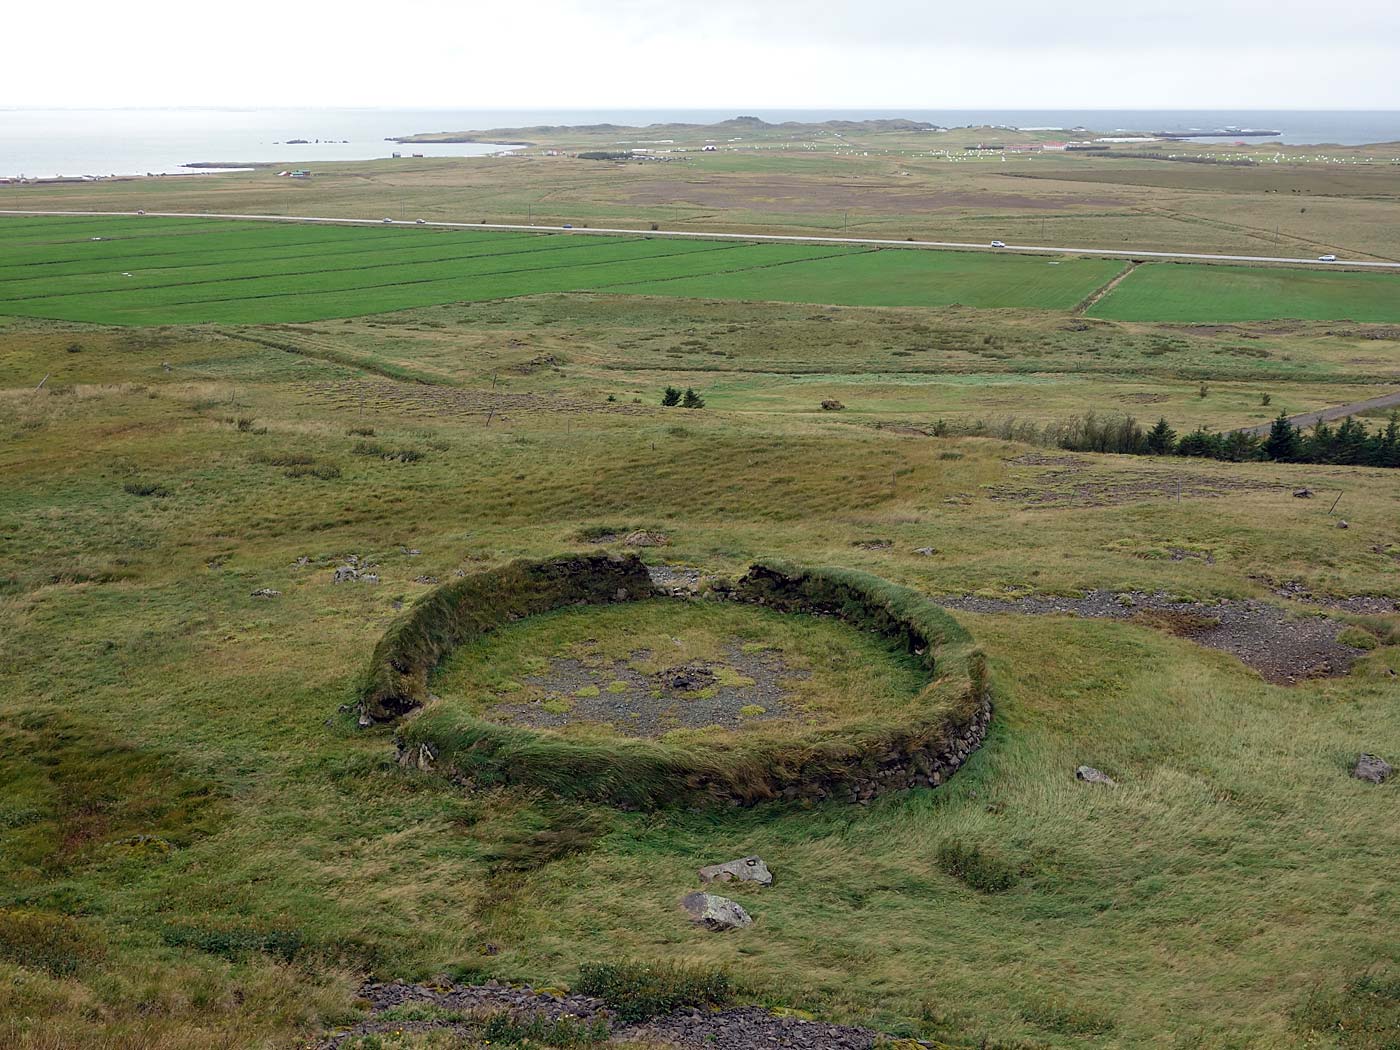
[
  {"xmin": 660, "ymin": 385, "xmax": 681, "ymax": 407},
  {"xmin": 1263, "ymin": 414, "xmax": 1301, "ymax": 462},
  {"xmin": 1177, "ymin": 428, "xmax": 1220, "ymax": 458},
  {"xmin": 681, "ymin": 387, "xmax": 705, "ymax": 409},
  {"xmin": 1145, "ymin": 418, "xmax": 1177, "ymax": 455}
]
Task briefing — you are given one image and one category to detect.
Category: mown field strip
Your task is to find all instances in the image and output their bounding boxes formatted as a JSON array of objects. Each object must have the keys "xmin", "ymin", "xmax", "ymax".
[
  {"xmin": 0, "ymin": 239, "xmax": 765, "ymax": 324},
  {"xmin": 42, "ymin": 242, "xmax": 858, "ymax": 324},
  {"xmin": 0, "ymin": 231, "xmax": 658, "ymax": 302},
  {"xmin": 613, "ymin": 247, "xmax": 1124, "ymax": 311},
  {"xmin": 1088, "ymin": 262, "xmax": 1400, "ymax": 323},
  {"xmin": 0, "ymin": 219, "xmax": 498, "ymax": 269}
]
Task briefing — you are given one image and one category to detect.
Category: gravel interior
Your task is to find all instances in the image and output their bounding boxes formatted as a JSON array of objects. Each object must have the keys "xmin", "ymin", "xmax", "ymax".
[
  {"xmin": 488, "ymin": 642, "xmax": 807, "ymax": 737},
  {"xmin": 933, "ymin": 590, "xmax": 1368, "ymax": 683}
]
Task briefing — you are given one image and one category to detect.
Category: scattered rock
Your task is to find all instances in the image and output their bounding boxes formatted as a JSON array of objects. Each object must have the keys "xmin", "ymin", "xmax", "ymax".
[
  {"xmin": 414, "ymin": 575, "xmax": 439, "ymax": 584},
  {"xmin": 1075, "ymin": 765, "xmax": 1117, "ymax": 787},
  {"xmin": 911, "ymin": 546, "xmax": 937, "ymax": 557},
  {"xmin": 680, "ymin": 891, "xmax": 753, "ymax": 931},
  {"xmin": 658, "ymin": 663, "xmax": 718, "ymax": 692},
  {"xmin": 851, "ymin": 538, "xmax": 893, "ymax": 550},
  {"xmin": 360, "ymin": 573, "xmax": 380, "ymax": 585},
  {"xmin": 250, "ymin": 588, "xmax": 281, "ymax": 599},
  {"xmin": 333, "ymin": 566, "xmax": 358, "ymax": 584},
  {"xmin": 1352, "ymin": 753, "xmax": 1392, "ymax": 784},
  {"xmin": 820, "ymin": 399, "xmax": 845, "ymax": 411},
  {"xmin": 1337, "ymin": 520, "xmax": 1349, "ymax": 530},
  {"xmin": 624, "ymin": 530, "xmax": 670, "ymax": 547},
  {"xmin": 1293, "ymin": 488, "xmax": 1315, "ymax": 499},
  {"xmin": 294, "ymin": 556, "xmax": 310, "ymax": 567},
  {"xmin": 699, "ymin": 856, "xmax": 773, "ymax": 887}
]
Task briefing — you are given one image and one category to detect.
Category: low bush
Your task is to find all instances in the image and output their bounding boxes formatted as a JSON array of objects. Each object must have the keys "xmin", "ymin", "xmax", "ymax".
[
  {"xmin": 347, "ymin": 425, "xmax": 376, "ymax": 436},
  {"xmin": 160, "ymin": 923, "xmax": 305, "ymax": 962},
  {"xmin": 0, "ymin": 908, "xmax": 103, "ymax": 976},
  {"xmin": 576, "ymin": 959, "xmax": 733, "ymax": 1023},
  {"xmin": 352, "ymin": 441, "xmax": 424, "ymax": 463},
  {"xmin": 936, "ymin": 840, "xmax": 1022, "ymax": 894},
  {"xmin": 481, "ymin": 1011, "xmax": 611, "ymax": 1046},
  {"xmin": 122, "ymin": 480, "xmax": 170, "ymax": 498},
  {"xmin": 251, "ymin": 451, "xmax": 315, "ymax": 467},
  {"xmin": 285, "ymin": 463, "xmax": 343, "ymax": 480}
]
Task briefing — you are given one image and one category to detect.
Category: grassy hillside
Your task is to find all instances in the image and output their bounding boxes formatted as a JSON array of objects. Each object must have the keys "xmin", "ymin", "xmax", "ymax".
[{"xmin": 1, "ymin": 288, "xmax": 1398, "ymax": 1048}]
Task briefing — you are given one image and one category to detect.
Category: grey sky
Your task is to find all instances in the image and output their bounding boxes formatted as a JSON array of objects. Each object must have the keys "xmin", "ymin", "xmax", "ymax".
[{"xmin": 6, "ymin": 0, "xmax": 1398, "ymax": 108}]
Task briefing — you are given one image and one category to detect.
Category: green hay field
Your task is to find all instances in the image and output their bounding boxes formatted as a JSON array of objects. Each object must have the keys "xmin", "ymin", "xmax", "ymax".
[
  {"xmin": 1090, "ymin": 261, "xmax": 1400, "ymax": 323},
  {"xmin": 3, "ymin": 215, "xmax": 1400, "ymax": 325}
]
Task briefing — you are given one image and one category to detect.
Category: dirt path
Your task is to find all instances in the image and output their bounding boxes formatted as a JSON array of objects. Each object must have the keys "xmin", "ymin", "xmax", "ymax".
[
  {"xmin": 932, "ymin": 590, "xmax": 1373, "ymax": 684},
  {"xmin": 1235, "ymin": 388, "xmax": 1400, "ymax": 437}
]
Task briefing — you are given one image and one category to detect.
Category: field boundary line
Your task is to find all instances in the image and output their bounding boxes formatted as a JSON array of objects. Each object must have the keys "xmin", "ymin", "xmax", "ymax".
[
  {"xmin": 1073, "ymin": 260, "xmax": 1141, "ymax": 315},
  {"xmin": 4, "ymin": 210, "xmax": 1400, "ymax": 272}
]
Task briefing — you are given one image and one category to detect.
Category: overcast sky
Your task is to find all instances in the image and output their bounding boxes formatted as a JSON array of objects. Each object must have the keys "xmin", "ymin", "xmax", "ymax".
[{"xmin": 6, "ymin": 0, "xmax": 1399, "ymax": 109}]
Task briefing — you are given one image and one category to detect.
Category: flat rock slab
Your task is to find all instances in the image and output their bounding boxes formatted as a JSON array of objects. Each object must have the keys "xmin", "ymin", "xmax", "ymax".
[
  {"xmin": 933, "ymin": 590, "xmax": 1366, "ymax": 684},
  {"xmin": 1075, "ymin": 765, "xmax": 1117, "ymax": 787},
  {"xmin": 1353, "ymin": 753, "xmax": 1393, "ymax": 784},
  {"xmin": 699, "ymin": 856, "xmax": 773, "ymax": 886},
  {"xmin": 681, "ymin": 891, "xmax": 753, "ymax": 931}
]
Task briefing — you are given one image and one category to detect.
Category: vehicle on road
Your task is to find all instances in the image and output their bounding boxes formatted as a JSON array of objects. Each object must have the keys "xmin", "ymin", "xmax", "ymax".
[
  {"xmin": 415, "ymin": 219, "xmax": 426, "ymax": 224},
  {"xmin": 562, "ymin": 224, "xmax": 574, "ymax": 229},
  {"xmin": 991, "ymin": 240, "xmax": 1006, "ymax": 248},
  {"xmin": 382, "ymin": 218, "xmax": 394, "ymax": 224},
  {"xmin": 1319, "ymin": 254, "xmax": 1338, "ymax": 262},
  {"xmin": 135, "ymin": 210, "xmax": 145, "ymax": 215}
]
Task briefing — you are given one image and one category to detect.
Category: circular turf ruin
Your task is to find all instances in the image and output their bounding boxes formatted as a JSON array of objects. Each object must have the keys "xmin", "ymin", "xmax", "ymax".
[{"xmin": 359, "ymin": 553, "xmax": 992, "ymax": 807}]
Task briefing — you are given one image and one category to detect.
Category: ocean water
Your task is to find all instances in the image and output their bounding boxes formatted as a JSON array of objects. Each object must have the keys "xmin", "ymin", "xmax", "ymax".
[{"xmin": 3, "ymin": 108, "xmax": 1399, "ymax": 179}]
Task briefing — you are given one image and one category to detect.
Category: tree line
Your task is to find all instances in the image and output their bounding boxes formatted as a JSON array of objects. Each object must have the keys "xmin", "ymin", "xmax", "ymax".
[{"xmin": 1053, "ymin": 411, "xmax": 1400, "ymax": 467}]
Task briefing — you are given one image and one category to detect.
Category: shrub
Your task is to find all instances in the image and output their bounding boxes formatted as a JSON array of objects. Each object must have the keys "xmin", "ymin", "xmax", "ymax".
[
  {"xmin": 576, "ymin": 959, "xmax": 733, "ymax": 1023},
  {"xmin": 160, "ymin": 923, "xmax": 305, "ymax": 962},
  {"xmin": 0, "ymin": 909, "xmax": 102, "ymax": 976},
  {"xmin": 1337, "ymin": 626, "xmax": 1379, "ymax": 651},
  {"xmin": 347, "ymin": 425, "xmax": 376, "ymax": 436},
  {"xmin": 681, "ymin": 387, "xmax": 705, "ymax": 409},
  {"xmin": 352, "ymin": 441, "xmax": 424, "ymax": 463},
  {"xmin": 660, "ymin": 386, "xmax": 681, "ymax": 407},
  {"xmin": 481, "ymin": 1012, "xmax": 610, "ymax": 1046},
  {"xmin": 251, "ymin": 451, "xmax": 314, "ymax": 467},
  {"xmin": 285, "ymin": 463, "xmax": 343, "ymax": 480},
  {"xmin": 123, "ymin": 480, "xmax": 170, "ymax": 498},
  {"xmin": 235, "ymin": 417, "xmax": 257, "ymax": 432},
  {"xmin": 936, "ymin": 840, "xmax": 1021, "ymax": 894}
]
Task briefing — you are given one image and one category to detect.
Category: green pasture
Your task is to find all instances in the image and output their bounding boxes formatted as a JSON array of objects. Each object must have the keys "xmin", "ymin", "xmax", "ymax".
[
  {"xmin": 1090, "ymin": 261, "xmax": 1400, "ymax": 323},
  {"xmin": 3, "ymin": 216, "xmax": 1400, "ymax": 326}
]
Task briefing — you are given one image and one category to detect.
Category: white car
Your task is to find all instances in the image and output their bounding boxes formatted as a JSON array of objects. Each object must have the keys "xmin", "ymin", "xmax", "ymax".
[
  {"xmin": 415, "ymin": 218, "xmax": 426, "ymax": 224},
  {"xmin": 990, "ymin": 240, "xmax": 1006, "ymax": 248},
  {"xmin": 1318, "ymin": 254, "xmax": 1338, "ymax": 262},
  {"xmin": 382, "ymin": 217, "xmax": 394, "ymax": 224}
]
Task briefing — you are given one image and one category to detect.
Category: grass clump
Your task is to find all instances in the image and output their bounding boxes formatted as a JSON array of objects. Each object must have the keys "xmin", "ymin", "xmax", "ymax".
[
  {"xmin": 1294, "ymin": 970, "xmax": 1400, "ymax": 1049},
  {"xmin": 0, "ymin": 909, "xmax": 103, "ymax": 976},
  {"xmin": 160, "ymin": 922, "xmax": 306, "ymax": 962},
  {"xmin": 352, "ymin": 440, "xmax": 425, "ymax": 463},
  {"xmin": 936, "ymin": 840, "xmax": 1022, "ymax": 894},
  {"xmin": 122, "ymin": 480, "xmax": 170, "ymax": 497},
  {"xmin": 1338, "ymin": 626, "xmax": 1381, "ymax": 651},
  {"xmin": 480, "ymin": 1011, "xmax": 611, "ymax": 1046},
  {"xmin": 575, "ymin": 959, "xmax": 733, "ymax": 1023},
  {"xmin": 1020, "ymin": 997, "xmax": 1116, "ymax": 1036}
]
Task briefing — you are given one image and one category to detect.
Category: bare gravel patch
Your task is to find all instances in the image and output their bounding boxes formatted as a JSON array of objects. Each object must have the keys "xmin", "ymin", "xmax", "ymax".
[
  {"xmin": 488, "ymin": 643, "xmax": 807, "ymax": 737},
  {"xmin": 933, "ymin": 590, "xmax": 1368, "ymax": 683}
]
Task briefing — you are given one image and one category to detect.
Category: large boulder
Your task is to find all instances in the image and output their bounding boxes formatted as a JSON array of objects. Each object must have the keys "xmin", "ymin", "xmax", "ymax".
[
  {"xmin": 699, "ymin": 856, "xmax": 773, "ymax": 887},
  {"xmin": 1353, "ymin": 753, "xmax": 1393, "ymax": 784},
  {"xmin": 680, "ymin": 892, "xmax": 753, "ymax": 931},
  {"xmin": 1075, "ymin": 765, "xmax": 1117, "ymax": 787}
]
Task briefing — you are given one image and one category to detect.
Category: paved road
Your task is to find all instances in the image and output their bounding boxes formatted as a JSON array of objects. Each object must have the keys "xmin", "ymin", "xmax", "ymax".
[
  {"xmin": 4, "ymin": 208, "xmax": 1400, "ymax": 272},
  {"xmin": 1236, "ymin": 389, "xmax": 1400, "ymax": 436}
]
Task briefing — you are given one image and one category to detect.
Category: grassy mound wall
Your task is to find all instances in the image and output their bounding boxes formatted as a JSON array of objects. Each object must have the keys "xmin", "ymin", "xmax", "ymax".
[
  {"xmin": 386, "ymin": 557, "xmax": 993, "ymax": 808},
  {"xmin": 359, "ymin": 553, "xmax": 653, "ymax": 722}
]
